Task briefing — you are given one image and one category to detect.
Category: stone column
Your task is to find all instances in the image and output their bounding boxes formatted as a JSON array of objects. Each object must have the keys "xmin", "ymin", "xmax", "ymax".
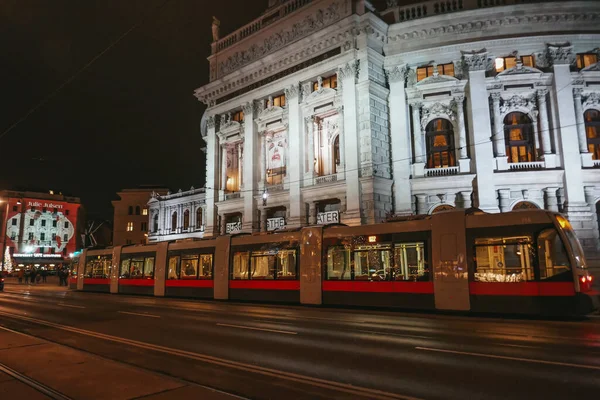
[
  {"xmin": 573, "ymin": 89, "xmax": 589, "ymax": 154},
  {"xmin": 491, "ymin": 92, "xmax": 508, "ymax": 170},
  {"xmin": 237, "ymin": 142, "xmax": 243, "ymax": 188},
  {"xmin": 286, "ymin": 84, "xmax": 303, "ymax": 228},
  {"xmin": 544, "ymin": 187, "xmax": 559, "ymax": 212},
  {"xmin": 415, "ymin": 194, "xmax": 428, "ymax": 215},
  {"xmin": 537, "ymin": 89, "xmax": 556, "ymax": 168},
  {"xmin": 242, "ymin": 102, "xmax": 257, "ymax": 232},
  {"xmin": 221, "ymin": 145, "xmax": 228, "ymax": 196},
  {"xmin": 460, "ymin": 191, "xmax": 472, "ymax": 209},
  {"xmin": 462, "ymin": 50, "xmax": 499, "ymax": 212},
  {"xmin": 336, "ymin": 107, "xmax": 345, "ymax": 173},
  {"xmin": 306, "ymin": 117, "xmax": 315, "ymax": 179},
  {"xmin": 531, "ymin": 110, "xmax": 540, "ymax": 153},
  {"xmin": 386, "ymin": 65, "xmax": 412, "ymax": 215},
  {"xmin": 498, "ymin": 189, "xmax": 511, "ymax": 213},
  {"xmin": 454, "ymin": 94, "xmax": 470, "ymax": 173},
  {"xmin": 259, "ymin": 134, "xmax": 266, "ymax": 188},
  {"xmin": 260, "ymin": 209, "xmax": 267, "ymax": 232},
  {"xmin": 411, "ymin": 101, "xmax": 425, "ymax": 177},
  {"xmin": 337, "ymin": 61, "xmax": 361, "ymax": 225},
  {"xmin": 204, "ymin": 115, "xmax": 219, "ymax": 236},
  {"xmin": 308, "ymin": 202, "xmax": 317, "ymax": 225}
]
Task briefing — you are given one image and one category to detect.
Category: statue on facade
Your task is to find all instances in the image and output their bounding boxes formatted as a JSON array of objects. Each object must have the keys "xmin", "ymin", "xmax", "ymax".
[{"xmin": 212, "ymin": 16, "xmax": 220, "ymax": 42}]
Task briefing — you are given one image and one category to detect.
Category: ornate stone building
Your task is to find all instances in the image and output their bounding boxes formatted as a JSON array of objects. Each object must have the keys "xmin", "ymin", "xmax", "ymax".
[{"xmin": 151, "ymin": 0, "xmax": 600, "ymax": 261}]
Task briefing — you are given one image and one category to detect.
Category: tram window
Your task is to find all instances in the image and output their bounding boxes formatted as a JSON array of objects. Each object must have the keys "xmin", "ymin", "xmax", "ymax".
[
  {"xmin": 537, "ymin": 229, "xmax": 571, "ymax": 281},
  {"xmin": 393, "ymin": 242, "xmax": 428, "ymax": 281},
  {"xmin": 556, "ymin": 215, "xmax": 586, "ymax": 269},
  {"xmin": 199, "ymin": 255, "xmax": 213, "ymax": 279},
  {"xmin": 167, "ymin": 256, "xmax": 180, "ymax": 279},
  {"xmin": 232, "ymin": 252, "xmax": 250, "ymax": 279},
  {"xmin": 84, "ymin": 256, "xmax": 111, "ymax": 279},
  {"xmin": 326, "ymin": 246, "xmax": 351, "ymax": 280},
  {"xmin": 473, "ymin": 236, "xmax": 535, "ymax": 282},
  {"xmin": 120, "ymin": 256, "xmax": 154, "ymax": 279},
  {"xmin": 251, "ymin": 251, "xmax": 276, "ymax": 279},
  {"xmin": 276, "ymin": 250, "xmax": 297, "ymax": 279},
  {"xmin": 354, "ymin": 246, "xmax": 392, "ymax": 281},
  {"xmin": 120, "ymin": 259, "xmax": 130, "ymax": 278},
  {"xmin": 129, "ymin": 257, "xmax": 145, "ymax": 278},
  {"xmin": 181, "ymin": 255, "xmax": 199, "ymax": 279},
  {"xmin": 143, "ymin": 257, "xmax": 155, "ymax": 279}
]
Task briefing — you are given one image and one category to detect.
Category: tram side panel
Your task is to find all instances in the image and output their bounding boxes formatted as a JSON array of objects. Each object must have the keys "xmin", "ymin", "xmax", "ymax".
[
  {"xmin": 165, "ymin": 240, "xmax": 216, "ymax": 299},
  {"xmin": 300, "ymin": 227, "xmax": 323, "ymax": 305},
  {"xmin": 118, "ymin": 246, "xmax": 158, "ymax": 296},
  {"xmin": 431, "ymin": 211, "xmax": 470, "ymax": 311},
  {"xmin": 153, "ymin": 242, "xmax": 169, "ymax": 297},
  {"xmin": 110, "ymin": 246, "xmax": 122, "ymax": 294},
  {"xmin": 76, "ymin": 249, "xmax": 87, "ymax": 291},
  {"xmin": 229, "ymin": 233, "xmax": 301, "ymax": 303}
]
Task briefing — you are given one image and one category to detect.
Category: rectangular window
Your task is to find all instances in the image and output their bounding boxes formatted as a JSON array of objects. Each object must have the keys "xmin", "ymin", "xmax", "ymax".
[
  {"xmin": 167, "ymin": 253, "xmax": 213, "ymax": 280},
  {"xmin": 53, "ymin": 220, "xmax": 57, "ymax": 228},
  {"xmin": 354, "ymin": 245, "xmax": 392, "ymax": 281},
  {"xmin": 28, "ymin": 232, "xmax": 34, "ymax": 240},
  {"xmin": 63, "ymin": 234, "xmax": 68, "ymax": 242},
  {"xmin": 326, "ymin": 246, "xmax": 351, "ymax": 280},
  {"xmin": 232, "ymin": 251, "xmax": 250, "ymax": 279},
  {"xmin": 232, "ymin": 248, "xmax": 297, "ymax": 280},
  {"xmin": 266, "ymin": 94, "xmax": 286, "ymax": 108},
  {"xmin": 64, "ymin": 221, "xmax": 69, "ymax": 228},
  {"xmin": 232, "ymin": 110, "xmax": 244, "ymax": 122},
  {"xmin": 141, "ymin": 222, "xmax": 147, "ymax": 232},
  {"xmin": 10, "ymin": 233, "xmax": 16, "ymax": 240},
  {"xmin": 142, "ymin": 208, "xmax": 148, "ymax": 216},
  {"xmin": 31, "ymin": 207, "xmax": 35, "ymax": 212},
  {"xmin": 42, "ymin": 207, "xmax": 47, "ymax": 213},
  {"xmin": 495, "ymin": 55, "xmax": 534, "ymax": 72},
  {"xmin": 313, "ymin": 75, "xmax": 338, "ymax": 91},
  {"xmin": 417, "ymin": 63, "xmax": 455, "ymax": 82},
  {"xmin": 143, "ymin": 257, "xmax": 155, "ymax": 279},
  {"xmin": 119, "ymin": 256, "xmax": 154, "ymax": 279},
  {"xmin": 537, "ymin": 228, "xmax": 572, "ymax": 281},
  {"xmin": 40, "ymin": 233, "xmax": 45, "ymax": 241},
  {"xmin": 473, "ymin": 236, "xmax": 535, "ymax": 282},
  {"xmin": 576, "ymin": 53, "xmax": 598, "ymax": 69},
  {"xmin": 84, "ymin": 256, "xmax": 112, "ymax": 279},
  {"xmin": 52, "ymin": 233, "xmax": 56, "ymax": 241},
  {"xmin": 41, "ymin": 219, "xmax": 46, "ymax": 227},
  {"xmin": 393, "ymin": 242, "xmax": 428, "ymax": 281},
  {"xmin": 11, "ymin": 218, "xmax": 17, "ymax": 226},
  {"xmin": 126, "ymin": 222, "xmax": 134, "ymax": 232},
  {"xmin": 12, "ymin": 205, "xmax": 17, "ymax": 212},
  {"xmin": 30, "ymin": 218, "xmax": 34, "ymax": 226}
]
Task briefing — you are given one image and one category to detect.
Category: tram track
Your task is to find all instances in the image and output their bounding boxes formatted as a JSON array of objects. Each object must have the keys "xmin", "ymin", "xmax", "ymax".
[{"xmin": 0, "ymin": 360, "xmax": 72, "ymax": 400}]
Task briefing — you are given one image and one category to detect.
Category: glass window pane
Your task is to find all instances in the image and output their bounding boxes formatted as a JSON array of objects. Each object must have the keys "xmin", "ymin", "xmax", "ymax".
[
  {"xmin": 538, "ymin": 229, "xmax": 571, "ymax": 281},
  {"xmin": 505, "ymin": 57, "xmax": 516, "ymax": 70},
  {"xmin": 119, "ymin": 259, "xmax": 130, "ymax": 278},
  {"xmin": 522, "ymin": 55, "xmax": 533, "ymax": 67},
  {"xmin": 327, "ymin": 246, "xmax": 351, "ymax": 280},
  {"xmin": 583, "ymin": 54, "xmax": 597, "ymax": 68},
  {"xmin": 354, "ymin": 248, "xmax": 391, "ymax": 281},
  {"xmin": 232, "ymin": 252, "xmax": 249, "ymax": 279},
  {"xmin": 443, "ymin": 63, "xmax": 454, "ymax": 77},
  {"xmin": 277, "ymin": 250, "xmax": 296, "ymax": 279},
  {"xmin": 251, "ymin": 253, "xmax": 275, "ymax": 279},
  {"xmin": 199, "ymin": 255, "xmax": 213, "ymax": 279},
  {"xmin": 129, "ymin": 258, "xmax": 144, "ymax": 279},
  {"xmin": 417, "ymin": 67, "xmax": 427, "ymax": 82},
  {"xmin": 394, "ymin": 242, "xmax": 428, "ymax": 281},
  {"xmin": 167, "ymin": 256, "xmax": 180, "ymax": 279},
  {"xmin": 473, "ymin": 237, "xmax": 534, "ymax": 282},
  {"xmin": 143, "ymin": 257, "xmax": 155, "ymax": 279},
  {"xmin": 181, "ymin": 256, "xmax": 198, "ymax": 279}
]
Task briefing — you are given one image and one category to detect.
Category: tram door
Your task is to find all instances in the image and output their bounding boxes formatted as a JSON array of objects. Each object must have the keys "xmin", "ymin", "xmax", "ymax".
[
  {"xmin": 300, "ymin": 227, "xmax": 323, "ymax": 305},
  {"xmin": 214, "ymin": 236, "xmax": 231, "ymax": 300},
  {"xmin": 431, "ymin": 211, "xmax": 470, "ymax": 311}
]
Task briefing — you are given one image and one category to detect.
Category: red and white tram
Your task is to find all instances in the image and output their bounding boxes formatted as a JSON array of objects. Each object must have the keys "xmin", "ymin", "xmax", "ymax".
[{"xmin": 74, "ymin": 209, "xmax": 598, "ymax": 316}]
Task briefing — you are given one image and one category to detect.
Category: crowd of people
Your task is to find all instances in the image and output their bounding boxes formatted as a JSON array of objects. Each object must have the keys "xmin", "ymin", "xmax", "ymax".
[{"xmin": 16, "ymin": 267, "xmax": 72, "ymax": 286}]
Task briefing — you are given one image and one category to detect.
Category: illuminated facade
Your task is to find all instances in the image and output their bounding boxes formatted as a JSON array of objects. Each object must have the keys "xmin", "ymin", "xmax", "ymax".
[
  {"xmin": 0, "ymin": 190, "xmax": 82, "ymax": 271},
  {"xmin": 152, "ymin": 1, "xmax": 600, "ymax": 260}
]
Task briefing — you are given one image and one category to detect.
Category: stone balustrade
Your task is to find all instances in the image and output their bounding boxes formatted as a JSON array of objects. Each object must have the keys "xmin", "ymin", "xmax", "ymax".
[
  {"xmin": 424, "ymin": 166, "xmax": 459, "ymax": 177},
  {"xmin": 508, "ymin": 161, "xmax": 545, "ymax": 171},
  {"xmin": 315, "ymin": 174, "xmax": 338, "ymax": 185}
]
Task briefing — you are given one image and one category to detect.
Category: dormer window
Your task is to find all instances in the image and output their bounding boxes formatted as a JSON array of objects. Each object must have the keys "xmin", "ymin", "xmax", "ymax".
[
  {"xmin": 495, "ymin": 55, "xmax": 534, "ymax": 72},
  {"xmin": 232, "ymin": 110, "xmax": 244, "ymax": 122},
  {"xmin": 577, "ymin": 53, "xmax": 598, "ymax": 70},
  {"xmin": 313, "ymin": 75, "xmax": 338, "ymax": 91},
  {"xmin": 416, "ymin": 63, "xmax": 454, "ymax": 82},
  {"xmin": 265, "ymin": 94, "xmax": 285, "ymax": 108}
]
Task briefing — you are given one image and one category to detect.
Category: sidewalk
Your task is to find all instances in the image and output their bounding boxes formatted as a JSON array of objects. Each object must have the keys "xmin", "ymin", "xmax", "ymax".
[{"xmin": 0, "ymin": 327, "xmax": 239, "ymax": 400}]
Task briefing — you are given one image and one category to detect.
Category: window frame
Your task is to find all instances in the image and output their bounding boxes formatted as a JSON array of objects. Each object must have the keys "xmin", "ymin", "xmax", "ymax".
[
  {"xmin": 584, "ymin": 109, "xmax": 600, "ymax": 160},
  {"xmin": 425, "ymin": 118, "xmax": 456, "ymax": 169},
  {"xmin": 416, "ymin": 63, "xmax": 455, "ymax": 82},
  {"xmin": 504, "ymin": 112, "xmax": 535, "ymax": 163},
  {"xmin": 119, "ymin": 253, "xmax": 156, "ymax": 279},
  {"xmin": 166, "ymin": 250, "xmax": 214, "ymax": 280},
  {"xmin": 230, "ymin": 243, "xmax": 299, "ymax": 280},
  {"xmin": 576, "ymin": 53, "xmax": 598, "ymax": 70}
]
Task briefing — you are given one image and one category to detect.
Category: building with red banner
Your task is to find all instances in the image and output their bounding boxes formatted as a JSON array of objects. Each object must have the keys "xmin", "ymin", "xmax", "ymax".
[{"xmin": 0, "ymin": 190, "xmax": 83, "ymax": 273}]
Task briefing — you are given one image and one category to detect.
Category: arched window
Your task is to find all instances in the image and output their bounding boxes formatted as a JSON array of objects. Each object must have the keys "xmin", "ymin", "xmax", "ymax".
[
  {"xmin": 585, "ymin": 110, "xmax": 600, "ymax": 160},
  {"xmin": 128, "ymin": 206, "xmax": 133, "ymax": 215},
  {"xmin": 512, "ymin": 201, "xmax": 538, "ymax": 210},
  {"xmin": 196, "ymin": 208, "xmax": 203, "ymax": 228},
  {"xmin": 504, "ymin": 112, "xmax": 535, "ymax": 163},
  {"xmin": 171, "ymin": 212, "xmax": 177, "ymax": 231},
  {"xmin": 135, "ymin": 206, "xmax": 140, "ymax": 215},
  {"xmin": 183, "ymin": 210, "xmax": 190, "ymax": 230},
  {"xmin": 332, "ymin": 135, "xmax": 340, "ymax": 174},
  {"xmin": 153, "ymin": 214, "xmax": 159, "ymax": 233},
  {"xmin": 426, "ymin": 119, "xmax": 455, "ymax": 168},
  {"xmin": 431, "ymin": 204, "xmax": 455, "ymax": 214}
]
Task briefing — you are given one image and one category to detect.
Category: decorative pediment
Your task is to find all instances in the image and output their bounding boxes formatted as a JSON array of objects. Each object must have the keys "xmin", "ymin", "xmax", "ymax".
[
  {"xmin": 420, "ymin": 101, "xmax": 455, "ymax": 130},
  {"xmin": 583, "ymin": 92, "xmax": 600, "ymax": 109},
  {"xmin": 497, "ymin": 61, "xmax": 543, "ymax": 77},
  {"xmin": 257, "ymin": 105, "xmax": 285, "ymax": 121},
  {"xmin": 219, "ymin": 113, "xmax": 243, "ymax": 136},
  {"xmin": 303, "ymin": 87, "xmax": 337, "ymax": 105},
  {"xmin": 581, "ymin": 62, "xmax": 600, "ymax": 72},
  {"xmin": 416, "ymin": 73, "xmax": 459, "ymax": 86},
  {"xmin": 499, "ymin": 94, "xmax": 537, "ymax": 117}
]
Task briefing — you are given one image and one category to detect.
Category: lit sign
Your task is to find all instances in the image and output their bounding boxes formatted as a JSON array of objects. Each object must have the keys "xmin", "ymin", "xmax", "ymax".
[
  {"xmin": 267, "ymin": 217, "xmax": 285, "ymax": 231},
  {"xmin": 226, "ymin": 222, "xmax": 242, "ymax": 234},
  {"xmin": 13, "ymin": 253, "xmax": 63, "ymax": 259},
  {"xmin": 368, "ymin": 236, "xmax": 377, "ymax": 243},
  {"xmin": 317, "ymin": 211, "xmax": 339, "ymax": 225}
]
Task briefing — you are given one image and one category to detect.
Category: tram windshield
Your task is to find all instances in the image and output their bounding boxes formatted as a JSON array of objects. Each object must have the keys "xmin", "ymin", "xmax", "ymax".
[{"xmin": 555, "ymin": 215, "xmax": 587, "ymax": 269}]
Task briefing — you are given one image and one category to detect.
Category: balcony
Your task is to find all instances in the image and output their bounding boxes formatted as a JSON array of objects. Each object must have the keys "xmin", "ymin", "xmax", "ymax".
[
  {"xmin": 225, "ymin": 192, "xmax": 241, "ymax": 200},
  {"xmin": 315, "ymin": 174, "xmax": 338, "ymax": 185},
  {"xmin": 424, "ymin": 166, "xmax": 459, "ymax": 177}
]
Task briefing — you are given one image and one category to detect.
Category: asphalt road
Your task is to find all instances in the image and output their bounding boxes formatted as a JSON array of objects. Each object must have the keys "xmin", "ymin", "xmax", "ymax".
[{"xmin": 0, "ymin": 285, "xmax": 599, "ymax": 400}]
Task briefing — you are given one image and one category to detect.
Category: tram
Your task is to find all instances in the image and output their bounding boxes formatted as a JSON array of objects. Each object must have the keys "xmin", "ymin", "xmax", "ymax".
[{"xmin": 73, "ymin": 209, "xmax": 598, "ymax": 316}]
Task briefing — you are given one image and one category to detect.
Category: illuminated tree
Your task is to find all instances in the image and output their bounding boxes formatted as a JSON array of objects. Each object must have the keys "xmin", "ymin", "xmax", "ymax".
[{"xmin": 3, "ymin": 247, "xmax": 12, "ymax": 273}]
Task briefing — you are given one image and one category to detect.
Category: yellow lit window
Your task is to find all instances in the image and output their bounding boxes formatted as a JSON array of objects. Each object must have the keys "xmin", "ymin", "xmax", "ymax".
[
  {"xmin": 232, "ymin": 110, "xmax": 244, "ymax": 122},
  {"xmin": 126, "ymin": 222, "xmax": 134, "ymax": 232},
  {"xmin": 577, "ymin": 53, "xmax": 598, "ymax": 69},
  {"xmin": 313, "ymin": 75, "xmax": 338, "ymax": 91},
  {"xmin": 416, "ymin": 63, "xmax": 454, "ymax": 82},
  {"xmin": 495, "ymin": 55, "xmax": 534, "ymax": 72},
  {"xmin": 266, "ymin": 95, "xmax": 286, "ymax": 108},
  {"xmin": 142, "ymin": 208, "xmax": 148, "ymax": 216}
]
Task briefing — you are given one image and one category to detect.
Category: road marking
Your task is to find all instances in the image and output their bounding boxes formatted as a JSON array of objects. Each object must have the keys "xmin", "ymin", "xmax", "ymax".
[
  {"xmin": 415, "ymin": 347, "xmax": 600, "ymax": 370},
  {"xmin": 357, "ymin": 330, "xmax": 433, "ymax": 340},
  {"xmin": 118, "ymin": 311, "xmax": 161, "ymax": 318},
  {"xmin": 217, "ymin": 323, "xmax": 297, "ymax": 335},
  {"xmin": 0, "ymin": 311, "xmax": 417, "ymax": 400},
  {"xmin": 58, "ymin": 303, "xmax": 85, "ymax": 309}
]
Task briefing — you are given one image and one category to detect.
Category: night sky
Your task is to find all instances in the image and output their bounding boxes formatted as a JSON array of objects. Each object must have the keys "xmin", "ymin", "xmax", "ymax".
[{"xmin": 0, "ymin": 0, "xmax": 267, "ymax": 220}]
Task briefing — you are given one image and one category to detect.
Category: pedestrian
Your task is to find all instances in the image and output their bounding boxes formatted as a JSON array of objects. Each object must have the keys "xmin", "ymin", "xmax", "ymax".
[
  {"xmin": 59, "ymin": 268, "xmax": 65, "ymax": 286},
  {"xmin": 24, "ymin": 268, "xmax": 30, "ymax": 284},
  {"xmin": 41, "ymin": 268, "xmax": 47, "ymax": 283},
  {"xmin": 30, "ymin": 268, "xmax": 37, "ymax": 285},
  {"xmin": 17, "ymin": 269, "xmax": 24, "ymax": 284}
]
